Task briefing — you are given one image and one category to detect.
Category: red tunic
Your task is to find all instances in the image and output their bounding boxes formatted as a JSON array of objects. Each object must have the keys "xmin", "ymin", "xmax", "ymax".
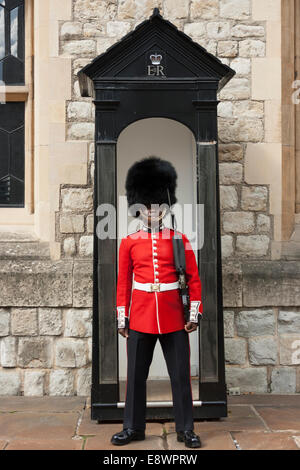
[{"xmin": 116, "ymin": 225, "xmax": 203, "ymax": 334}]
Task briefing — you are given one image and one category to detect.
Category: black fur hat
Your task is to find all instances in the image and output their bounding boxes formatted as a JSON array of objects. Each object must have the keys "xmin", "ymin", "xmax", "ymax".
[{"xmin": 125, "ymin": 156, "xmax": 177, "ymax": 218}]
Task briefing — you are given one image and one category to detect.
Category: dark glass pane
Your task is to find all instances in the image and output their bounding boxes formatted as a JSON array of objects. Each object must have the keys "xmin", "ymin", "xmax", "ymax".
[
  {"xmin": 0, "ymin": 0, "xmax": 23, "ymax": 84},
  {"xmin": 0, "ymin": 128, "xmax": 9, "ymax": 176},
  {"xmin": 6, "ymin": 1, "xmax": 24, "ymax": 9},
  {"xmin": 0, "ymin": 101, "xmax": 24, "ymax": 206},
  {"xmin": 0, "ymin": 54, "xmax": 23, "ymax": 84},
  {"xmin": 10, "ymin": 125, "xmax": 24, "ymax": 179}
]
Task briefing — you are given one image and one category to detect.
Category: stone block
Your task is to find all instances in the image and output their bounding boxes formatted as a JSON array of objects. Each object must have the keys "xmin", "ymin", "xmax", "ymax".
[
  {"xmin": 219, "ymin": 163, "xmax": 243, "ymax": 184},
  {"xmin": 191, "ymin": 0, "xmax": 218, "ymax": 19},
  {"xmin": 79, "ymin": 236, "xmax": 93, "ymax": 257},
  {"xmin": 61, "ymin": 22, "xmax": 82, "ymax": 38},
  {"xmin": 64, "ymin": 309, "xmax": 92, "ymax": 337},
  {"xmin": 0, "ymin": 261, "xmax": 73, "ymax": 307},
  {"xmin": 60, "ymin": 215, "xmax": 85, "ymax": 234},
  {"xmin": 67, "ymin": 122, "xmax": 94, "ymax": 140},
  {"xmin": 241, "ymin": 186, "xmax": 268, "ymax": 211},
  {"xmin": 63, "ymin": 238, "xmax": 76, "ymax": 257},
  {"xmin": 236, "ymin": 309, "xmax": 275, "ymax": 337},
  {"xmin": 77, "ymin": 367, "xmax": 92, "ymax": 396},
  {"xmin": 73, "ymin": 261, "xmax": 93, "ymax": 308},
  {"xmin": 231, "ymin": 24, "xmax": 264, "ymax": 38},
  {"xmin": 219, "ymin": 117, "xmax": 263, "ymax": 142},
  {"xmin": 270, "ymin": 367, "xmax": 297, "ymax": 393},
  {"xmin": 55, "ymin": 338, "xmax": 88, "ymax": 367},
  {"xmin": 242, "ymin": 261, "xmax": 300, "ymax": 307},
  {"xmin": 207, "ymin": 22, "xmax": 230, "ymax": 39},
  {"xmin": 39, "ymin": 308, "xmax": 63, "ymax": 336},
  {"xmin": 224, "ymin": 338, "xmax": 247, "ymax": 364},
  {"xmin": 239, "ymin": 39, "xmax": 265, "ymax": 57},
  {"xmin": 0, "ymin": 337, "xmax": 17, "ymax": 367},
  {"xmin": 218, "ymin": 144, "xmax": 243, "ymax": 161},
  {"xmin": 221, "ymin": 235, "xmax": 233, "ymax": 257},
  {"xmin": 18, "ymin": 338, "xmax": 53, "ymax": 368},
  {"xmin": 86, "ymin": 214, "xmax": 94, "ymax": 233},
  {"xmin": 236, "ymin": 235, "xmax": 270, "ymax": 256},
  {"xmin": 49, "ymin": 369, "xmax": 74, "ymax": 396},
  {"xmin": 61, "ymin": 188, "xmax": 93, "ymax": 212},
  {"xmin": 257, "ymin": 214, "xmax": 270, "ymax": 232},
  {"xmin": 62, "ymin": 39, "xmax": 96, "ymax": 56},
  {"xmin": 220, "ymin": 0, "xmax": 250, "ymax": 19},
  {"xmin": 279, "ymin": 335, "xmax": 300, "ymax": 366},
  {"xmin": 223, "ymin": 212, "xmax": 255, "ymax": 234},
  {"xmin": 278, "ymin": 311, "xmax": 300, "ymax": 334},
  {"xmin": 224, "ymin": 310, "xmax": 235, "ymax": 337},
  {"xmin": 24, "ymin": 371, "xmax": 45, "ymax": 397},
  {"xmin": 218, "ymin": 41, "xmax": 238, "ymax": 57},
  {"xmin": 248, "ymin": 336, "xmax": 277, "ymax": 365},
  {"xmin": 183, "ymin": 22, "xmax": 206, "ymax": 38},
  {"xmin": 225, "ymin": 366, "xmax": 267, "ymax": 393},
  {"xmin": 222, "ymin": 261, "xmax": 243, "ymax": 307},
  {"xmin": 0, "ymin": 309, "xmax": 10, "ymax": 336},
  {"xmin": 0, "ymin": 370, "xmax": 20, "ymax": 395},
  {"xmin": 220, "ymin": 186, "xmax": 238, "ymax": 210},
  {"xmin": 11, "ymin": 308, "xmax": 38, "ymax": 336},
  {"xmin": 230, "ymin": 58, "xmax": 251, "ymax": 76}
]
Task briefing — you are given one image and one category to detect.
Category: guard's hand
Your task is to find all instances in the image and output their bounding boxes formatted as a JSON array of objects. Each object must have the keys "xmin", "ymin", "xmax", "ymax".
[
  {"xmin": 118, "ymin": 328, "xmax": 129, "ymax": 338},
  {"xmin": 184, "ymin": 322, "xmax": 198, "ymax": 333}
]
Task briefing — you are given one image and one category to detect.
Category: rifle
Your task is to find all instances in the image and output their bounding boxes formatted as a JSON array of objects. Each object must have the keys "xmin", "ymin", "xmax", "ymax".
[{"xmin": 167, "ymin": 190, "xmax": 190, "ymax": 323}]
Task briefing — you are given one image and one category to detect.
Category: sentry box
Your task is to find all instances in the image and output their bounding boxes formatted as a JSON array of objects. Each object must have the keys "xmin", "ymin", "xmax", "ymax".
[{"xmin": 78, "ymin": 8, "xmax": 235, "ymax": 424}]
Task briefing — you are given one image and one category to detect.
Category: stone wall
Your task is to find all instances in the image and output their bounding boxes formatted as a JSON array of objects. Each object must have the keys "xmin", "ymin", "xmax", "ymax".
[{"xmin": 0, "ymin": 0, "xmax": 299, "ymax": 396}]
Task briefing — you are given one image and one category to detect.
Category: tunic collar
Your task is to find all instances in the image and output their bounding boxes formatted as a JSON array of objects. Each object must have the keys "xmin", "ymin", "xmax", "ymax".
[{"xmin": 141, "ymin": 222, "xmax": 165, "ymax": 233}]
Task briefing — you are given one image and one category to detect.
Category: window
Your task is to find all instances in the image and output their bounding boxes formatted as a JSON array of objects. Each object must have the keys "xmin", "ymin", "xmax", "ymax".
[{"xmin": 0, "ymin": 0, "xmax": 25, "ymax": 207}]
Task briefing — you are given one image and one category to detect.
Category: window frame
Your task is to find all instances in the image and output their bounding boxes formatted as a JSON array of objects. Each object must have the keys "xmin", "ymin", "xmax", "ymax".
[{"xmin": 0, "ymin": 0, "xmax": 34, "ymax": 218}]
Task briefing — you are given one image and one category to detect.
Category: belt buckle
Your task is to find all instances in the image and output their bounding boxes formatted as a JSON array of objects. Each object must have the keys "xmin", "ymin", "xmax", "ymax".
[{"xmin": 150, "ymin": 283, "xmax": 160, "ymax": 292}]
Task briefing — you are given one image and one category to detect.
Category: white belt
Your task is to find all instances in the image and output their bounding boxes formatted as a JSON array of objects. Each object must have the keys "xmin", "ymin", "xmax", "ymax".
[{"xmin": 133, "ymin": 280, "xmax": 179, "ymax": 292}]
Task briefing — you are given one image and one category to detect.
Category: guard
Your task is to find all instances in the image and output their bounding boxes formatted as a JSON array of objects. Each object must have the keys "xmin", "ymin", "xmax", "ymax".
[{"xmin": 111, "ymin": 156, "xmax": 203, "ymax": 448}]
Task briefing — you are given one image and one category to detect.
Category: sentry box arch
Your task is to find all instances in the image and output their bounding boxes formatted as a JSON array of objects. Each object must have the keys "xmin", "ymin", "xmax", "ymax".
[{"xmin": 78, "ymin": 8, "xmax": 235, "ymax": 423}]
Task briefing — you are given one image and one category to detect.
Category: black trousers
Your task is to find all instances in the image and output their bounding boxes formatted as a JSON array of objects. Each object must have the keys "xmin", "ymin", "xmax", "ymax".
[{"xmin": 123, "ymin": 328, "xmax": 194, "ymax": 432}]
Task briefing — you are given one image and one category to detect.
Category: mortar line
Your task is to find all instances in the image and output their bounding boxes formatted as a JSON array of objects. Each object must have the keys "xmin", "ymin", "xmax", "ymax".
[
  {"xmin": 250, "ymin": 404, "xmax": 272, "ymax": 432},
  {"xmin": 229, "ymin": 431, "xmax": 242, "ymax": 450}
]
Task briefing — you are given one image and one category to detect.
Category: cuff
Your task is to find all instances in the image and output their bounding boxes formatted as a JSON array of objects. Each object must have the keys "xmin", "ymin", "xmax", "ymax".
[
  {"xmin": 117, "ymin": 306, "xmax": 129, "ymax": 329},
  {"xmin": 189, "ymin": 301, "xmax": 202, "ymax": 323}
]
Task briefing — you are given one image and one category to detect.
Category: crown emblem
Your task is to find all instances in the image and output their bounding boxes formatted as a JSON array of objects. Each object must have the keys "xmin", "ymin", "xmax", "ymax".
[{"xmin": 150, "ymin": 53, "xmax": 162, "ymax": 65}]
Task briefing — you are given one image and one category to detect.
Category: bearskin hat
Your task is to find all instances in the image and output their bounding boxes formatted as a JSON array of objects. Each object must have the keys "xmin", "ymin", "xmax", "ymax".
[{"xmin": 125, "ymin": 156, "xmax": 177, "ymax": 218}]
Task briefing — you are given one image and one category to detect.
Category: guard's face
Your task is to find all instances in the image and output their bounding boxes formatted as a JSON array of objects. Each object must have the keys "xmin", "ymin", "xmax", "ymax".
[{"xmin": 140, "ymin": 205, "xmax": 167, "ymax": 226}]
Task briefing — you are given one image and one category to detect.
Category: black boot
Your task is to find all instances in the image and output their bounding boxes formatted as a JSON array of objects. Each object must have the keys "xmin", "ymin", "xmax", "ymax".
[
  {"xmin": 111, "ymin": 428, "xmax": 146, "ymax": 446},
  {"xmin": 177, "ymin": 430, "xmax": 201, "ymax": 448}
]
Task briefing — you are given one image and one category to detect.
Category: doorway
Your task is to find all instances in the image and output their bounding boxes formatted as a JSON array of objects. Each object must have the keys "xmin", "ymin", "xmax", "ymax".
[{"xmin": 116, "ymin": 117, "xmax": 200, "ymax": 402}]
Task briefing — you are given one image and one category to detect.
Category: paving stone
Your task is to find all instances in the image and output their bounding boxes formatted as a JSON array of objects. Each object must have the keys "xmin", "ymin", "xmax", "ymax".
[
  {"xmin": 228, "ymin": 394, "xmax": 300, "ymax": 407},
  {"xmin": 165, "ymin": 405, "xmax": 265, "ymax": 432},
  {"xmin": 0, "ymin": 440, "xmax": 7, "ymax": 449},
  {"xmin": 0, "ymin": 396, "xmax": 86, "ymax": 412},
  {"xmin": 79, "ymin": 409, "xmax": 163, "ymax": 437},
  {"xmin": 0, "ymin": 412, "xmax": 79, "ymax": 440},
  {"xmin": 85, "ymin": 434, "xmax": 165, "ymax": 450},
  {"xmin": 232, "ymin": 431, "xmax": 299, "ymax": 450},
  {"xmin": 254, "ymin": 407, "xmax": 300, "ymax": 431},
  {"xmin": 166, "ymin": 430, "xmax": 236, "ymax": 450},
  {"xmin": 5, "ymin": 438, "xmax": 83, "ymax": 450}
]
